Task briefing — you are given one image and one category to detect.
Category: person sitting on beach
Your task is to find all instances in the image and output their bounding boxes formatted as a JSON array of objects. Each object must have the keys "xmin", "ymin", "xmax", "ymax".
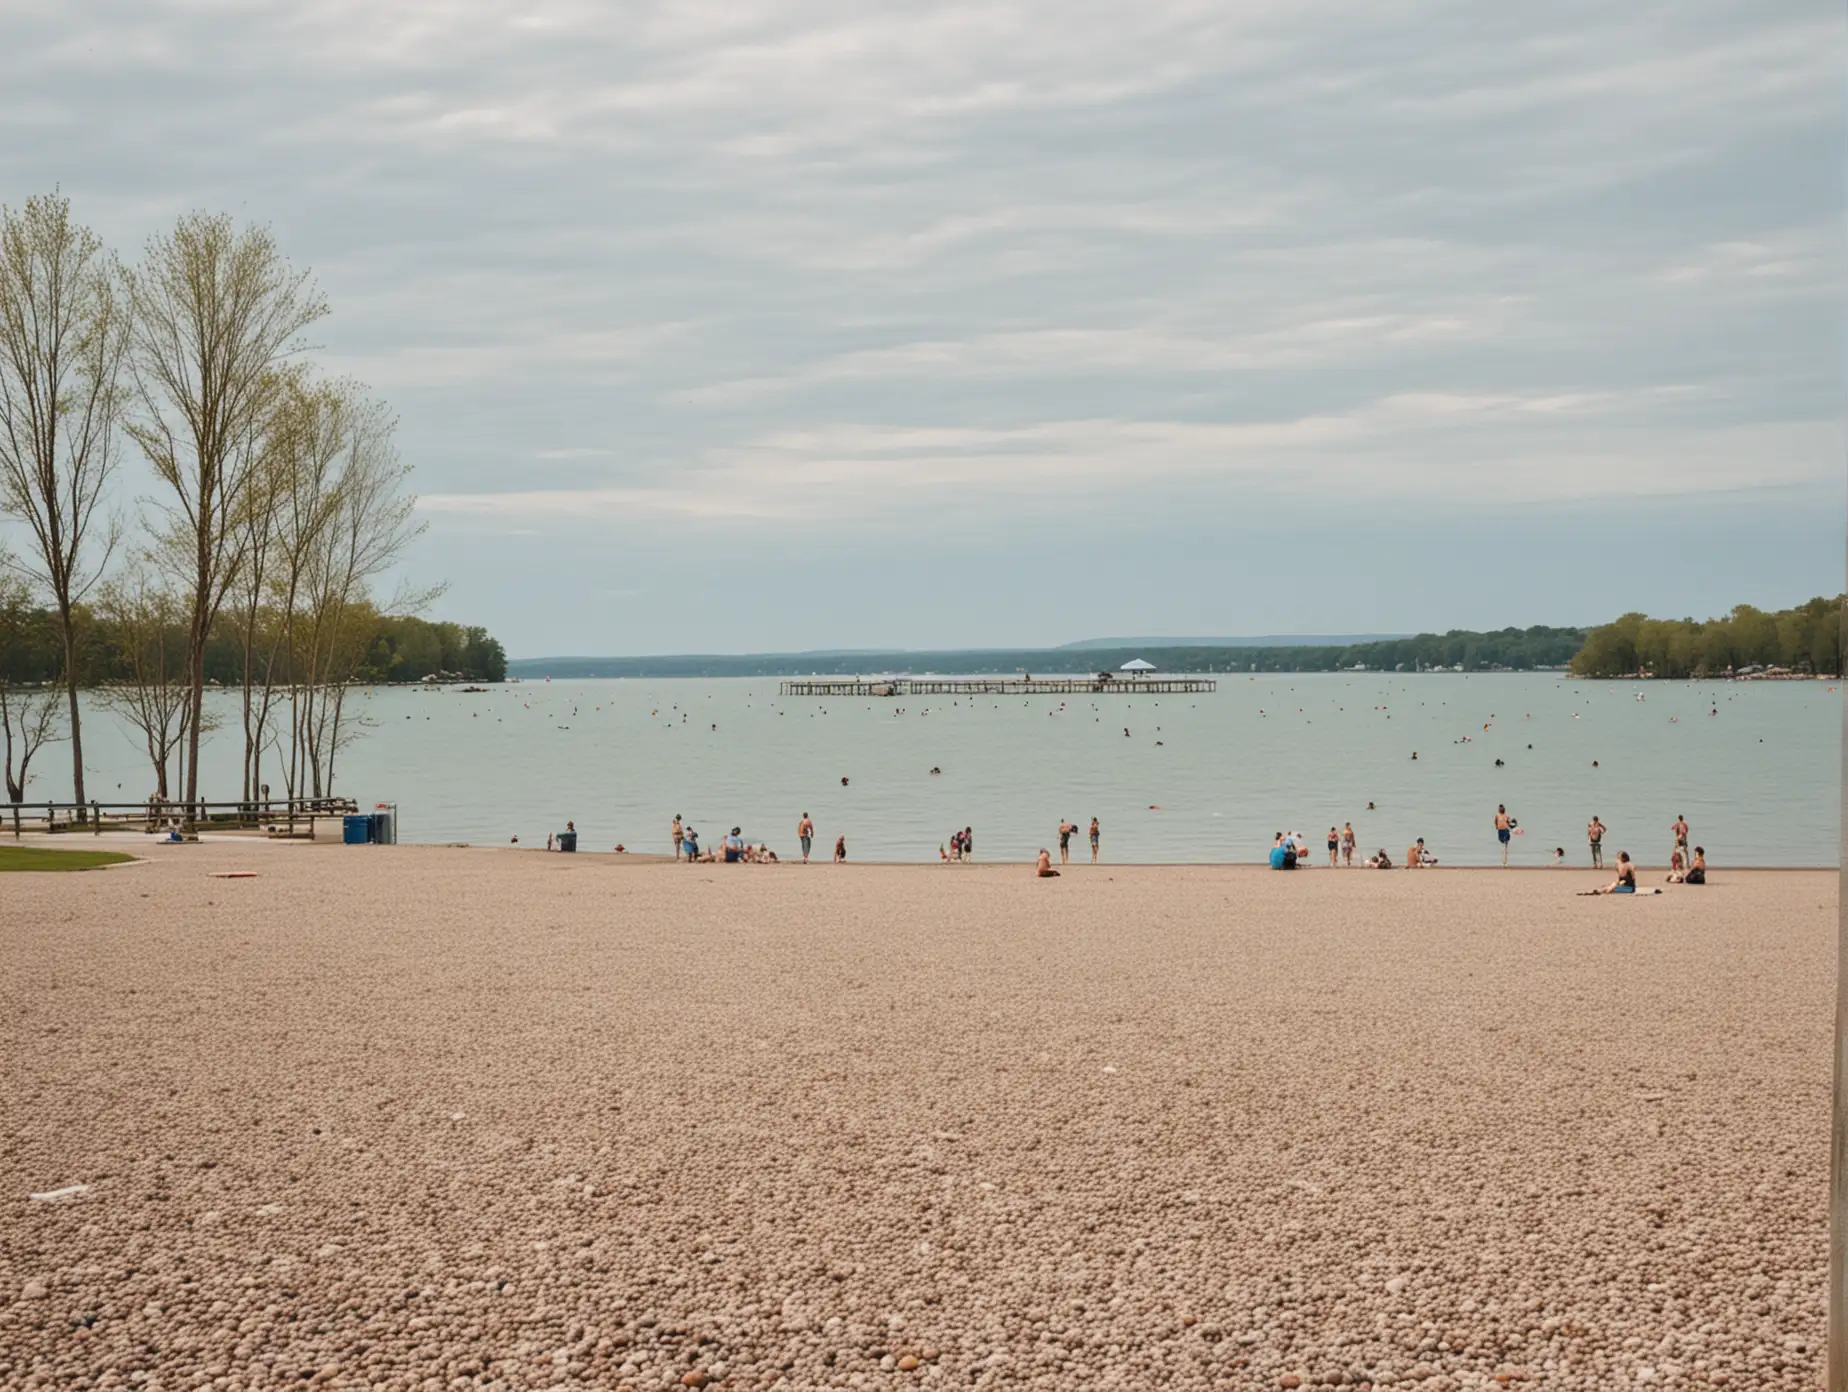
[
  {"xmin": 1591, "ymin": 851, "xmax": 1637, "ymax": 894},
  {"xmin": 1686, "ymin": 847, "xmax": 1706, "ymax": 884},
  {"xmin": 723, "ymin": 827, "xmax": 746, "ymax": 863},
  {"xmin": 1036, "ymin": 848, "xmax": 1060, "ymax": 878},
  {"xmin": 682, "ymin": 827, "xmax": 700, "ymax": 861},
  {"xmin": 1367, "ymin": 849, "xmax": 1393, "ymax": 869},
  {"xmin": 1269, "ymin": 834, "xmax": 1297, "ymax": 870},
  {"xmin": 1666, "ymin": 848, "xmax": 1686, "ymax": 884},
  {"xmin": 1405, "ymin": 839, "xmax": 1424, "ymax": 869}
]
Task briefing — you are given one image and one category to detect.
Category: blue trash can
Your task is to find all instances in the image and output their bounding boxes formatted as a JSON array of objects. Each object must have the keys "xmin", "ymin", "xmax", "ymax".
[{"xmin": 344, "ymin": 814, "xmax": 372, "ymax": 845}]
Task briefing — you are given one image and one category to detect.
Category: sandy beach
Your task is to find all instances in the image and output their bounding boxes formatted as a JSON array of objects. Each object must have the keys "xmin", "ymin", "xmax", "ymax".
[{"xmin": 1, "ymin": 843, "xmax": 1831, "ymax": 1390}]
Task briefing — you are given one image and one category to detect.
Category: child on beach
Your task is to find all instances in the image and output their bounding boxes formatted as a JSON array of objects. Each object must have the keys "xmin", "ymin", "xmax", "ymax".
[
  {"xmin": 1328, "ymin": 827, "xmax": 1339, "ymax": 867},
  {"xmin": 1551, "ymin": 847, "xmax": 1567, "ymax": 867},
  {"xmin": 1090, "ymin": 817, "xmax": 1100, "ymax": 864},
  {"xmin": 1494, "ymin": 805, "xmax": 1514, "ymax": 865},
  {"xmin": 1036, "ymin": 848, "xmax": 1060, "ymax": 878},
  {"xmin": 833, "ymin": 835, "xmax": 846, "ymax": 863}
]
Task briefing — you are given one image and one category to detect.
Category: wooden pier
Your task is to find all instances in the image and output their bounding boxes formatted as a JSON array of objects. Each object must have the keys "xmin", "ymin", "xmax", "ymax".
[{"xmin": 778, "ymin": 676, "xmax": 1216, "ymax": 697}]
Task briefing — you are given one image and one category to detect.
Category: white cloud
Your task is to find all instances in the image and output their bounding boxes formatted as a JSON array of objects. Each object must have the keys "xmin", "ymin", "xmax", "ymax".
[{"xmin": 1, "ymin": 0, "xmax": 1838, "ymax": 628}]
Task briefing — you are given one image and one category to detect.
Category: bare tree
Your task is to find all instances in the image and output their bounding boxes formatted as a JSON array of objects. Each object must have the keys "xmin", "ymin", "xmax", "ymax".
[
  {"xmin": 0, "ymin": 192, "xmax": 129, "ymax": 811},
  {"xmin": 284, "ymin": 383, "xmax": 429, "ymax": 796},
  {"xmin": 124, "ymin": 213, "xmax": 325, "ymax": 812},
  {"xmin": 0, "ymin": 684, "xmax": 61, "ymax": 807},
  {"xmin": 0, "ymin": 569, "xmax": 66, "ymax": 808},
  {"xmin": 92, "ymin": 574, "xmax": 199, "ymax": 802}
]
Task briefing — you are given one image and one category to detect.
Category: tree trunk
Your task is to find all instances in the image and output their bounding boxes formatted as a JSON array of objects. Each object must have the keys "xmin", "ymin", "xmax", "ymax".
[
  {"xmin": 185, "ymin": 604, "xmax": 207, "ymax": 813},
  {"xmin": 62, "ymin": 614, "xmax": 85, "ymax": 813}
]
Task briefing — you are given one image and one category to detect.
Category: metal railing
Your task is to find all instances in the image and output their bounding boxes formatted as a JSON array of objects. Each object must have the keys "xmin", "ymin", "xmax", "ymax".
[{"xmin": 5, "ymin": 797, "xmax": 359, "ymax": 839}]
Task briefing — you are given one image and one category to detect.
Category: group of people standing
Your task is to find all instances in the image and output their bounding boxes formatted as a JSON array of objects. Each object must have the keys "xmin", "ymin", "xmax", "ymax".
[{"xmin": 1054, "ymin": 818, "xmax": 1100, "ymax": 864}]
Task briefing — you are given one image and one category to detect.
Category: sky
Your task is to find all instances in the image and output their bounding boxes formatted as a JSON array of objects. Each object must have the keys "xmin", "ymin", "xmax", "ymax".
[{"xmin": 4, "ymin": 0, "xmax": 1842, "ymax": 656}]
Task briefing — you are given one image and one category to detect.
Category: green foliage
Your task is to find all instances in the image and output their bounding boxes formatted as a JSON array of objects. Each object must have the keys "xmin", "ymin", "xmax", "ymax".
[
  {"xmin": 1570, "ymin": 597, "xmax": 1844, "ymax": 678},
  {"xmin": 362, "ymin": 618, "xmax": 508, "ymax": 683},
  {"xmin": 0, "ymin": 604, "xmax": 509, "ymax": 686}
]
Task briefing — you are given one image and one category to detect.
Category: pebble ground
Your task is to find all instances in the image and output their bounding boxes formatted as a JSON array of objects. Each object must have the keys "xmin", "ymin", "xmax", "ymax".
[{"xmin": 1, "ymin": 844, "xmax": 1831, "ymax": 1390}]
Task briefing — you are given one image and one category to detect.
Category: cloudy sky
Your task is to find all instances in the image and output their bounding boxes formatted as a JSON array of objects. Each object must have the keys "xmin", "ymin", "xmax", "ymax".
[{"xmin": 6, "ymin": 0, "xmax": 1841, "ymax": 655}]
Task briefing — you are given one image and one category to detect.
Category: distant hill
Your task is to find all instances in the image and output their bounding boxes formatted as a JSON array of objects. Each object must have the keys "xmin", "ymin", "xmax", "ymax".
[
  {"xmin": 507, "ymin": 627, "xmax": 1584, "ymax": 679},
  {"xmin": 1056, "ymin": 634, "xmax": 1406, "ymax": 651}
]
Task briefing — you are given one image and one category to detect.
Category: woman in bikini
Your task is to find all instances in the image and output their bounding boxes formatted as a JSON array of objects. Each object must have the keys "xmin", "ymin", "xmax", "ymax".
[
  {"xmin": 1591, "ymin": 851, "xmax": 1636, "ymax": 894},
  {"xmin": 1340, "ymin": 823, "xmax": 1356, "ymax": 867}
]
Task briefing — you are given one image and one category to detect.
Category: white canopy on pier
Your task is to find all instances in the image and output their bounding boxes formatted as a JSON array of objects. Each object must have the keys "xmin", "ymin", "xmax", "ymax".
[{"xmin": 1119, "ymin": 658, "xmax": 1157, "ymax": 672}]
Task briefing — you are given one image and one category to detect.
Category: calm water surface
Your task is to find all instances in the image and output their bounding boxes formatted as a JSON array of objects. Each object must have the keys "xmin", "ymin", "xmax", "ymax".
[{"xmin": 61, "ymin": 673, "xmax": 1840, "ymax": 866}]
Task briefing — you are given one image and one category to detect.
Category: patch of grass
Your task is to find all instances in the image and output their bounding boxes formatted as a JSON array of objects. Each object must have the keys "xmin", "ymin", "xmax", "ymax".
[{"xmin": 0, "ymin": 844, "xmax": 136, "ymax": 872}]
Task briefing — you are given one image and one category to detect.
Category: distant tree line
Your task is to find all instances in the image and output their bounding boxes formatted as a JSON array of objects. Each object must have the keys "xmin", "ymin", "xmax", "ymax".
[
  {"xmin": 0, "ymin": 191, "xmax": 490, "ymax": 810},
  {"xmin": 1568, "ymin": 597, "xmax": 1843, "ymax": 679},
  {"xmin": 0, "ymin": 600, "xmax": 505, "ymax": 688},
  {"xmin": 510, "ymin": 625, "xmax": 1588, "ymax": 681}
]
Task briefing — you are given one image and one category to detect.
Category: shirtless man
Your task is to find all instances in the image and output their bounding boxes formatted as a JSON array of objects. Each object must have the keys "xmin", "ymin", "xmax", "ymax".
[
  {"xmin": 1089, "ymin": 817, "xmax": 1100, "ymax": 864},
  {"xmin": 1671, "ymin": 814, "xmax": 1690, "ymax": 861},
  {"xmin": 1406, "ymin": 837, "xmax": 1426, "ymax": 868},
  {"xmin": 671, "ymin": 814, "xmax": 684, "ymax": 861},
  {"xmin": 1036, "ymin": 848, "xmax": 1061, "ymax": 878},
  {"xmin": 1494, "ymin": 805, "xmax": 1513, "ymax": 866},
  {"xmin": 1058, "ymin": 819, "xmax": 1077, "ymax": 864},
  {"xmin": 1587, "ymin": 814, "xmax": 1606, "ymax": 869},
  {"xmin": 797, "ymin": 812, "xmax": 815, "ymax": 863}
]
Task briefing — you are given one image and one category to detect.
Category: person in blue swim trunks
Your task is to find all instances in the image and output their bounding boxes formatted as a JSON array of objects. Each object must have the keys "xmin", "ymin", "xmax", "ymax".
[{"xmin": 1494, "ymin": 804, "xmax": 1514, "ymax": 866}]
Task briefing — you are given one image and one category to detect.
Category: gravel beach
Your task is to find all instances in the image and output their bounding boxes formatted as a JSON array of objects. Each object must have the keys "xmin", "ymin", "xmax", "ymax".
[{"xmin": 2, "ymin": 844, "xmax": 1831, "ymax": 1390}]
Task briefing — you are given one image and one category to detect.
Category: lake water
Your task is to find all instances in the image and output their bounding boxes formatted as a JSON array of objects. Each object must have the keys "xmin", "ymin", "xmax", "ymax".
[{"xmin": 52, "ymin": 672, "xmax": 1842, "ymax": 866}]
